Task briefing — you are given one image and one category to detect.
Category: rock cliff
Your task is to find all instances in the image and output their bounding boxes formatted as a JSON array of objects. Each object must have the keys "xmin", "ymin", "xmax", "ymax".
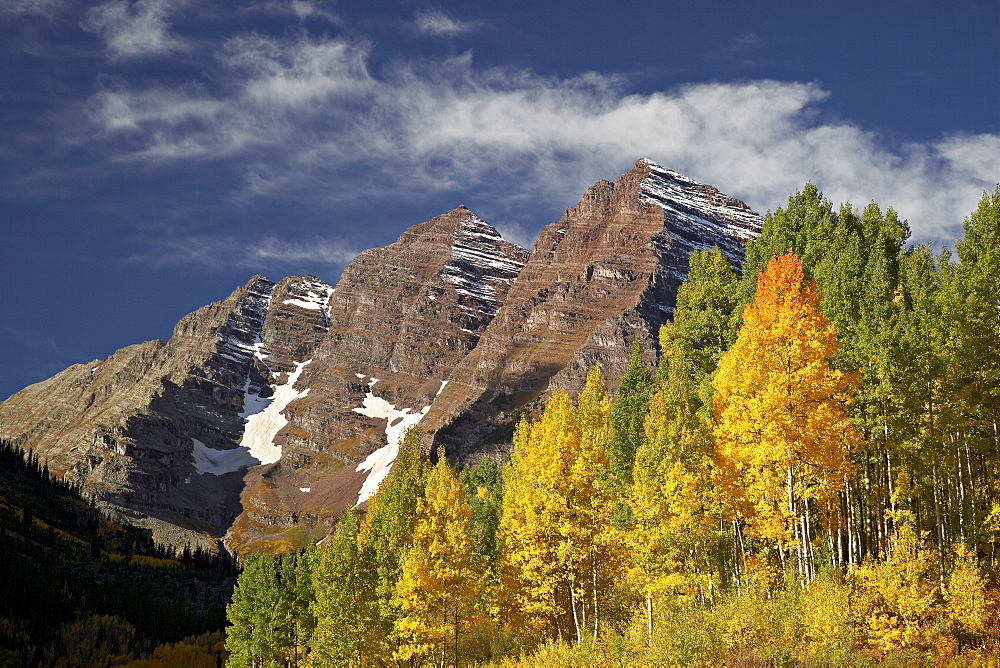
[
  {"xmin": 0, "ymin": 161, "xmax": 760, "ymax": 552},
  {"xmin": 423, "ymin": 159, "xmax": 761, "ymax": 464}
]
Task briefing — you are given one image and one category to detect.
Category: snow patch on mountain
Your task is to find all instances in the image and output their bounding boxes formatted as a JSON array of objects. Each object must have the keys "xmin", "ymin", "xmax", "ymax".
[
  {"xmin": 282, "ymin": 278, "xmax": 334, "ymax": 312},
  {"xmin": 353, "ymin": 378, "xmax": 448, "ymax": 504},
  {"xmin": 217, "ymin": 278, "xmax": 275, "ymax": 364},
  {"xmin": 190, "ymin": 360, "xmax": 311, "ymax": 475},
  {"xmin": 191, "ymin": 438, "xmax": 258, "ymax": 475},
  {"xmin": 638, "ymin": 160, "xmax": 762, "ymax": 267},
  {"xmin": 239, "ymin": 360, "xmax": 312, "ymax": 465},
  {"xmin": 440, "ymin": 211, "xmax": 526, "ymax": 319}
]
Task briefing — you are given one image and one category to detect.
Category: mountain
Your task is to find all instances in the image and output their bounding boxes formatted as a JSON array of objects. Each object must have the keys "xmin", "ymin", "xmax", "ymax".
[
  {"xmin": 423, "ymin": 159, "xmax": 761, "ymax": 463},
  {"xmin": 0, "ymin": 160, "xmax": 761, "ymax": 552}
]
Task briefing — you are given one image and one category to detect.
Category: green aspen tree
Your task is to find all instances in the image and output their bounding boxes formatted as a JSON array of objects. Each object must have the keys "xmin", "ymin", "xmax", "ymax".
[
  {"xmin": 312, "ymin": 507, "xmax": 378, "ymax": 666},
  {"xmin": 226, "ymin": 553, "xmax": 286, "ymax": 667},
  {"xmin": 358, "ymin": 427, "xmax": 429, "ymax": 661},
  {"xmin": 630, "ymin": 342, "xmax": 718, "ymax": 639}
]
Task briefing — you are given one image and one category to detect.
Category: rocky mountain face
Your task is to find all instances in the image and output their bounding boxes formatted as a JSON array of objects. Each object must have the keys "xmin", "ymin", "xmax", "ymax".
[
  {"xmin": 424, "ymin": 159, "xmax": 761, "ymax": 463},
  {"xmin": 0, "ymin": 160, "xmax": 761, "ymax": 553}
]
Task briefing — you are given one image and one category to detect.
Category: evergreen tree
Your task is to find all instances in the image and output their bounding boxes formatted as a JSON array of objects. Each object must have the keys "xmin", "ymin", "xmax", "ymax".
[
  {"xmin": 605, "ymin": 341, "xmax": 654, "ymax": 526},
  {"xmin": 460, "ymin": 458, "xmax": 503, "ymax": 583}
]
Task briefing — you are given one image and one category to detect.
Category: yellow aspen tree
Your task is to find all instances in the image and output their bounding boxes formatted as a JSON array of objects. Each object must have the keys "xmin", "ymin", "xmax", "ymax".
[
  {"xmin": 394, "ymin": 457, "xmax": 484, "ymax": 667},
  {"xmin": 630, "ymin": 342, "xmax": 718, "ymax": 640},
  {"xmin": 944, "ymin": 543, "xmax": 990, "ymax": 638},
  {"xmin": 499, "ymin": 389, "xmax": 597, "ymax": 643},
  {"xmin": 713, "ymin": 252, "xmax": 859, "ymax": 579},
  {"xmin": 573, "ymin": 365, "xmax": 620, "ymax": 640}
]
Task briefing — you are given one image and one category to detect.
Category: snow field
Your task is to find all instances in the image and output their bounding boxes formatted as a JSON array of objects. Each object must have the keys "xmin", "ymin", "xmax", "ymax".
[{"xmin": 353, "ymin": 379, "xmax": 448, "ymax": 504}]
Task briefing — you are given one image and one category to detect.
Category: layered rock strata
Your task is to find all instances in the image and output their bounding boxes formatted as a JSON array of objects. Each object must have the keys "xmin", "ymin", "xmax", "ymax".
[
  {"xmin": 0, "ymin": 161, "xmax": 760, "ymax": 550},
  {"xmin": 0, "ymin": 207, "xmax": 528, "ymax": 551},
  {"xmin": 423, "ymin": 159, "xmax": 761, "ymax": 464}
]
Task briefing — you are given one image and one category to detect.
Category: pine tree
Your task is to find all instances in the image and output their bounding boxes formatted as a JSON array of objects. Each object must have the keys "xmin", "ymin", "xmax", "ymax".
[
  {"xmin": 394, "ymin": 457, "xmax": 484, "ymax": 666},
  {"xmin": 460, "ymin": 458, "xmax": 503, "ymax": 584},
  {"xmin": 713, "ymin": 252, "xmax": 859, "ymax": 579},
  {"xmin": 605, "ymin": 342, "xmax": 654, "ymax": 530}
]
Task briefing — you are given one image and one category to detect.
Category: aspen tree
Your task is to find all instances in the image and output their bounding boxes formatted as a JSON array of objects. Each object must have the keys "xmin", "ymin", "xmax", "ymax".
[
  {"xmin": 312, "ymin": 507, "xmax": 378, "ymax": 666},
  {"xmin": 573, "ymin": 365, "xmax": 618, "ymax": 639},
  {"xmin": 713, "ymin": 252, "xmax": 859, "ymax": 579},
  {"xmin": 226, "ymin": 553, "xmax": 286, "ymax": 667},
  {"xmin": 394, "ymin": 458, "xmax": 484, "ymax": 666},
  {"xmin": 358, "ymin": 427, "xmax": 429, "ymax": 662},
  {"xmin": 630, "ymin": 343, "xmax": 718, "ymax": 640},
  {"xmin": 499, "ymin": 386, "xmax": 613, "ymax": 643}
]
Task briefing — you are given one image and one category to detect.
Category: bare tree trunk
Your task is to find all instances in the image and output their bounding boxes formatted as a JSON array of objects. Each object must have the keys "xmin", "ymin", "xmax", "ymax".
[
  {"xmin": 569, "ymin": 580, "xmax": 581, "ymax": 645},
  {"xmin": 592, "ymin": 557, "xmax": 599, "ymax": 640},
  {"xmin": 646, "ymin": 596, "xmax": 653, "ymax": 646}
]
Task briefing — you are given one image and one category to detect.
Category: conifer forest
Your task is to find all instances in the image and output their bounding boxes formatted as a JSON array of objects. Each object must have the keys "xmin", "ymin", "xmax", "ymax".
[{"xmin": 221, "ymin": 185, "xmax": 1000, "ymax": 666}]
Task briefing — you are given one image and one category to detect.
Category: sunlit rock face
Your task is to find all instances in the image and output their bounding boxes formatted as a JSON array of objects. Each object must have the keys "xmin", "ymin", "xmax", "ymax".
[
  {"xmin": 0, "ymin": 160, "xmax": 760, "ymax": 552},
  {"xmin": 0, "ymin": 207, "xmax": 528, "ymax": 552},
  {"xmin": 424, "ymin": 159, "xmax": 761, "ymax": 465}
]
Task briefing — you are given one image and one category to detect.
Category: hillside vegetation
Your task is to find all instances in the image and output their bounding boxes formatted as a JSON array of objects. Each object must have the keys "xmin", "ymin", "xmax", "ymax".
[{"xmin": 0, "ymin": 440, "xmax": 234, "ymax": 666}]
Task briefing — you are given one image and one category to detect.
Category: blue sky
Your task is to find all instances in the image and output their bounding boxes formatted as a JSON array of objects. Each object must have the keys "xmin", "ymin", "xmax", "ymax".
[{"xmin": 1, "ymin": 0, "xmax": 997, "ymax": 400}]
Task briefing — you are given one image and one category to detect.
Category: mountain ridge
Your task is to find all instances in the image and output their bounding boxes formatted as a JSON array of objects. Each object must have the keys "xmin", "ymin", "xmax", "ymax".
[{"xmin": 0, "ymin": 160, "xmax": 761, "ymax": 552}]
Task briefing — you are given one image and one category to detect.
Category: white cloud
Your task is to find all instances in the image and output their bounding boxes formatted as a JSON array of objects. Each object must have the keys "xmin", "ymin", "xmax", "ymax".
[
  {"xmin": 289, "ymin": 0, "xmax": 339, "ymax": 24},
  {"xmin": 84, "ymin": 35, "xmax": 999, "ymax": 245},
  {"xmin": 127, "ymin": 234, "xmax": 359, "ymax": 269},
  {"xmin": 222, "ymin": 34, "xmax": 373, "ymax": 106},
  {"xmin": 1, "ymin": 0, "xmax": 65, "ymax": 16},
  {"xmin": 414, "ymin": 8, "xmax": 481, "ymax": 37},
  {"xmin": 80, "ymin": 0, "xmax": 188, "ymax": 60}
]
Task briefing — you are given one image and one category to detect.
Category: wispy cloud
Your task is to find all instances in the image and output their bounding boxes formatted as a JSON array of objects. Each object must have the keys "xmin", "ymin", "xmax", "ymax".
[
  {"xmin": 1, "ymin": 0, "xmax": 66, "ymax": 16},
  {"xmin": 413, "ymin": 8, "xmax": 482, "ymax": 37},
  {"xmin": 127, "ymin": 234, "xmax": 359, "ymax": 270},
  {"xmin": 289, "ymin": 0, "xmax": 339, "ymax": 24},
  {"xmin": 80, "ymin": 0, "xmax": 189, "ymax": 60},
  {"xmin": 730, "ymin": 32, "xmax": 762, "ymax": 49},
  {"xmin": 76, "ymin": 33, "xmax": 999, "ymax": 246}
]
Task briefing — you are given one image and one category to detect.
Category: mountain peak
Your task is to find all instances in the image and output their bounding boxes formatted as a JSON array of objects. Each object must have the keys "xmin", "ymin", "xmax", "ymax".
[{"xmin": 1, "ymin": 164, "xmax": 758, "ymax": 553}]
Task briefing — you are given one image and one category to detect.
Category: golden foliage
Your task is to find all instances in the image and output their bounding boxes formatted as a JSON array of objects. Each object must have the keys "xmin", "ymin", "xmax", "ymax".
[
  {"xmin": 394, "ymin": 458, "xmax": 485, "ymax": 665},
  {"xmin": 713, "ymin": 252, "xmax": 858, "ymax": 556}
]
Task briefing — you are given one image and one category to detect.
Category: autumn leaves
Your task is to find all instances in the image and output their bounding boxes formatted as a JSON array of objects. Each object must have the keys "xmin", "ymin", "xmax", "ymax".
[{"xmin": 714, "ymin": 252, "xmax": 858, "ymax": 579}]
